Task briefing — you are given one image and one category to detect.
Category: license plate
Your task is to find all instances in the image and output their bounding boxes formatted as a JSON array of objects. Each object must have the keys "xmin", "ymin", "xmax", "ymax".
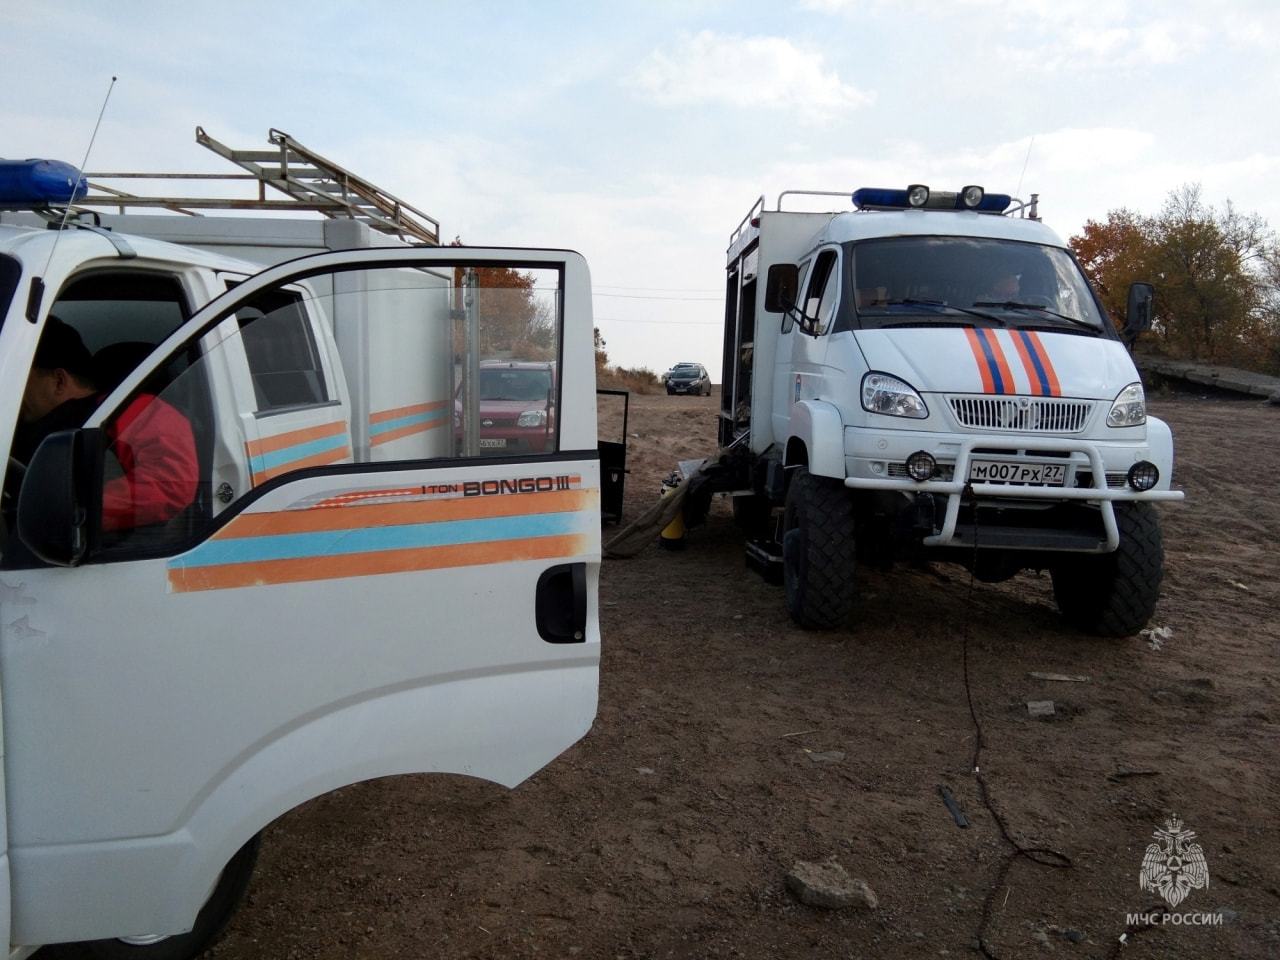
[
  {"xmin": 479, "ymin": 438, "xmax": 507, "ymax": 448},
  {"xmin": 969, "ymin": 459, "xmax": 1066, "ymax": 485}
]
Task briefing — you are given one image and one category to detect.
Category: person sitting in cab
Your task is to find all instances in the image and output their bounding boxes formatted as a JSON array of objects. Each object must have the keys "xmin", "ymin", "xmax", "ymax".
[{"xmin": 11, "ymin": 315, "xmax": 198, "ymax": 533}]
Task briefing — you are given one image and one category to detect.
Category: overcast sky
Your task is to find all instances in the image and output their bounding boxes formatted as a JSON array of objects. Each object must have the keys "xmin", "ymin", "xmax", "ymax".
[{"xmin": 3, "ymin": 1, "xmax": 1277, "ymax": 377}]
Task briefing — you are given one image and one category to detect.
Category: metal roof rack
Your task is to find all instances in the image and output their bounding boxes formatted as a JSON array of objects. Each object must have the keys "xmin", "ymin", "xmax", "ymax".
[{"xmin": 73, "ymin": 126, "xmax": 439, "ymax": 245}]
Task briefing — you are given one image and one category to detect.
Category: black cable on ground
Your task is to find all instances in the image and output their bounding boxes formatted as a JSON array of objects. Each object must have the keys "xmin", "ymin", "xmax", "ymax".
[
  {"xmin": 957, "ymin": 482, "xmax": 1071, "ymax": 958},
  {"xmin": 957, "ymin": 482, "xmax": 1163, "ymax": 959}
]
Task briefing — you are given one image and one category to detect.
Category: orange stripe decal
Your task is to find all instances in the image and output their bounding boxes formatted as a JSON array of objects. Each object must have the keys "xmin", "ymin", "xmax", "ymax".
[
  {"xmin": 987, "ymin": 331, "xmax": 1016, "ymax": 395},
  {"xmin": 1024, "ymin": 331, "xmax": 1060, "ymax": 397},
  {"xmin": 370, "ymin": 400, "xmax": 448, "ymax": 424},
  {"xmin": 169, "ymin": 533, "xmax": 592, "ymax": 592},
  {"xmin": 964, "ymin": 329, "xmax": 996, "ymax": 393},
  {"xmin": 1010, "ymin": 331, "xmax": 1046, "ymax": 396},
  {"xmin": 213, "ymin": 487, "xmax": 593, "ymax": 540},
  {"xmin": 245, "ymin": 420, "xmax": 348, "ymax": 459}
]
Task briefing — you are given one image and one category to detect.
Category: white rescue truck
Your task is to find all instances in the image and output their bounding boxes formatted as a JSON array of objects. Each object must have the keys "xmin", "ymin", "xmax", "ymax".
[
  {"xmin": 0, "ymin": 141, "xmax": 600, "ymax": 958},
  {"xmin": 715, "ymin": 184, "xmax": 1183, "ymax": 633}
]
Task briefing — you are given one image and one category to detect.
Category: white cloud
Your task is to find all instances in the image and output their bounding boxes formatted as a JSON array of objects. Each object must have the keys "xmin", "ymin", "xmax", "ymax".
[
  {"xmin": 625, "ymin": 30, "xmax": 873, "ymax": 124},
  {"xmin": 799, "ymin": 0, "xmax": 1207, "ymax": 72}
]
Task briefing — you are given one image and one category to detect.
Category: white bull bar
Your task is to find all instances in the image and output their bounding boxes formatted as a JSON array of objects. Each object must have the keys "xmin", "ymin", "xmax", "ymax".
[{"xmin": 843, "ymin": 436, "xmax": 1185, "ymax": 553}]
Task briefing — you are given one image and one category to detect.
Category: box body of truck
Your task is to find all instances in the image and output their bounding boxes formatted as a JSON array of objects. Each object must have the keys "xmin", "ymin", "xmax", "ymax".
[
  {"xmin": 719, "ymin": 186, "xmax": 1181, "ymax": 633},
  {"xmin": 0, "ymin": 179, "xmax": 600, "ymax": 957}
]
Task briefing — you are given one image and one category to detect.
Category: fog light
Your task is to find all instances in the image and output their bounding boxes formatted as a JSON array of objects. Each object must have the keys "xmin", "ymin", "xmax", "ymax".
[
  {"xmin": 906, "ymin": 184, "xmax": 930, "ymax": 208},
  {"xmin": 1127, "ymin": 461, "xmax": 1159, "ymax": 491},
  {"xmin": 960, "ymin": 185, "xmax": 985, "ymax": 209},
  {"xmin": 905, "ymin": 450, "xmax": 936, "ymax": 482}
]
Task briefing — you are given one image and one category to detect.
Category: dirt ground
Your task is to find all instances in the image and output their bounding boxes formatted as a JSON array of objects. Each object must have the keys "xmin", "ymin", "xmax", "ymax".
[{"xmin": 204, "ymin": 387, "xmax": 1278, "ymax": 960}]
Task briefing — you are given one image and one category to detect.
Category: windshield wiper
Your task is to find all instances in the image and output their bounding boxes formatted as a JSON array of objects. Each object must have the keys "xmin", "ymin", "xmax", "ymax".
[
  {"xmin": 868, "ymin": 298, "xmax": 1007, "ymax": 326},
  {"xmin": 972, "ymin": 300, "xmax": 1098, "ymax": 331}
]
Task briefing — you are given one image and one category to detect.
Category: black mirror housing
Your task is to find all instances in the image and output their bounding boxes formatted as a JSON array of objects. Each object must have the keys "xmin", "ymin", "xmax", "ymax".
[
  {"xmin": 764, "ymin": 264, "xmax": 799, "ymax": 313},
  {"xmin": 1125, "ymin": 281, "xmax": 1155, "ymax": 337},
  {"xmin": 17, "ymin": 429, "xmax": 90, "ymax": 566}
]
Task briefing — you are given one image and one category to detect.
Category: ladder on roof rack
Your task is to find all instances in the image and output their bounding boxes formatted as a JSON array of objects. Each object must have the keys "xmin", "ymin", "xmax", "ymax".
[{"xmin": 74, "ymin": 126, "xmax": 440, "ymax": 245}]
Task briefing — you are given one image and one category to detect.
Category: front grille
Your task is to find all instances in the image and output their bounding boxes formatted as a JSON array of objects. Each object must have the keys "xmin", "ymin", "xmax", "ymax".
[
  {"xmin": 1076, "ymin": 471, "xmax": 1129, "ymax": 489},
  {"xmin": 889, "ymin": 462, "xmax": 956, "ymax": 481},
  {"xmin": 949, "ymin": 395, "xmax": 1093, "ymax": 433}
]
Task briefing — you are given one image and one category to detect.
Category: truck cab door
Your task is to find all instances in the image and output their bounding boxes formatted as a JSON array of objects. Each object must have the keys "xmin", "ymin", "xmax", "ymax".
[{"xmin": 0, "ymin": 247, "xmax": 599, "ymax": 947}]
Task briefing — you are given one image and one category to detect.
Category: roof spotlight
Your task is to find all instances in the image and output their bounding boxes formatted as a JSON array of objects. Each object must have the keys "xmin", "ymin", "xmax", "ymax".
[
  {"xmin": 905, "ymin": 450, "xmax": 937, "ymax": 482},
  {"xmin": 1127, "ymin": 461, "xmax": 1160, "ymax": 492},
  {"xmin": 960, "ymin": 185, "xmax": 985, "ymax": 209},
  {"xmin": 906, "ymin": 184, "xmax": 930, "ymax": 208}
]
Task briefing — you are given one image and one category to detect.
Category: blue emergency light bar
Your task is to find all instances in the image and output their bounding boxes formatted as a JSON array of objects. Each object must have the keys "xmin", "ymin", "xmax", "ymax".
[
  {"xmin": 851, "ymin": 184, "xmax": 1011, "ymax": 214},
  {"xmin": 0, "ymin": 159, "xmax": 89, "ymax": 207}
]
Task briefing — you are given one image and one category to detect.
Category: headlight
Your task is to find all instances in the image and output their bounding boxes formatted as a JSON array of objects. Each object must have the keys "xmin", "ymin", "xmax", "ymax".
[
  {"xmin": 905, "ymin": 450, "xmax": 937, "ymax": 481},
  {"xmin": 861, "ymin": 373, "xmax": 928, "ymax": 419},
  {"xmin": 1107, "ymin": 382, "xmax": 1146, "ymax": 427},
  {"xmin": 517, "ymin": 409, "xmax": 548, "ymax": 428},
  {"xmin": 1127, "ymin": 461, "xmax": 1160, "ymax": 491}
]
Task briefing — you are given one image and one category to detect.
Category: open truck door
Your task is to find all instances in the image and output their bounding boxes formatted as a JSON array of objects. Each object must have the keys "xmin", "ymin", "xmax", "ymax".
[{"xmin": 0, "ymin": 246, "xmax": 599, "ymax": 956}]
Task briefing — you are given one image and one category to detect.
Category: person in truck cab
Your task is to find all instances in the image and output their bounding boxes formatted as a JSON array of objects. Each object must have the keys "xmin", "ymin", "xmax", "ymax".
[
  {"xmin": 977, "ymin": 267, "xmax": 1020, "ymax": 303},
  {"xmin": 8, "ymin": 315, "xmax": 199, "ymax": 535}
]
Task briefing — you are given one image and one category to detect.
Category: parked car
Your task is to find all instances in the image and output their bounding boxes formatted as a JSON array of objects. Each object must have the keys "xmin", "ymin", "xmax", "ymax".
[
  {"xmin": 457, "ymin": 360, "xmax": 557, "ymax": 453},
  {"xmin": 666, "ymin": 362, "xmax": 711, "ymax": 396}
]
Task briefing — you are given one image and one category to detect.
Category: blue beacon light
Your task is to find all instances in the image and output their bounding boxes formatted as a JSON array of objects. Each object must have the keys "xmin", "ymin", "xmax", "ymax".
[{"xmin": 0, "ymin": 159, "xmax": 90, "ymax": 207}]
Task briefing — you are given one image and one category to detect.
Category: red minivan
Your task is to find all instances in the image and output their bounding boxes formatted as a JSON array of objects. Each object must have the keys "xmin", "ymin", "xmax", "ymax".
[{"xmin": 457, "ymin": 360, "xmax": 557, "ymax": 454}]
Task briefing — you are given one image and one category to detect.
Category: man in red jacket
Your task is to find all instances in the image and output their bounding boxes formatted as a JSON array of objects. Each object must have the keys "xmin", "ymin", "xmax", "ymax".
[{"xmin": 11, "ymin": 316, "xmax": 198, "ymax": 533}]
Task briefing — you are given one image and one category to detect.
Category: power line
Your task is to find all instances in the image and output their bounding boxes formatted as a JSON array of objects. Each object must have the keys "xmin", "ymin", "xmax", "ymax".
[
  {"xmin": 594, "ymin": 284, "xmax": 720, "ymax": 294},
  {"xmin": 593, "ymin": 292, "xmax": 721, "ymax": 302},
  {"xmin": 595, "ymin": 316, "xmax": 721, "ymax": 325}
]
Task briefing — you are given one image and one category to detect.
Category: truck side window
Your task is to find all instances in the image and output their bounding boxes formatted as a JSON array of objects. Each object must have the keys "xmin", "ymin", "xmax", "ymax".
[
  {"xmin": 236, "ymin": 290, "xmax": 331, "ymax": 412},
  {"xmin": 804, "ymin": 250, "xmax": 839, "ymax": 334}
]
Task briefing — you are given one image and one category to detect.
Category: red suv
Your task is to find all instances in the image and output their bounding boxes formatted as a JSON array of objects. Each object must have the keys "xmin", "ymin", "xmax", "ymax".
[{"xmin": 456, "ymin": 361, "xmax": 557, "ymax": 454}]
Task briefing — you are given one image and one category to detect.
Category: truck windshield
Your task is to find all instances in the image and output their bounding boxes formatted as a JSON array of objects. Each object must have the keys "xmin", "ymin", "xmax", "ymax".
[
  {"xmin": 850, "ymin": 236, "xmax": 1107, "ymax": 333},
  {"xmin": 0, "ymin": 254, "xmax": 20, "ymax": 339}
]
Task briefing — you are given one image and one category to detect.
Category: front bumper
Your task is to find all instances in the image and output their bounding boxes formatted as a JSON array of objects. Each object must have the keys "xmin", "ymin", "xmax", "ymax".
[{"xmin": 844, "ymin": 433, "xmax": 1184, "ymax": 553}]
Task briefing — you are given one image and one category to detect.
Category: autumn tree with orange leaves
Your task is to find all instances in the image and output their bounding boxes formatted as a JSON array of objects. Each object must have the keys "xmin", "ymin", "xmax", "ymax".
[
  {"xmin": 1070, "ymin": 184, "xmax": 1280, "ymax": 372},
  {"xmin": 449, "ymin": 238, "xmax": 556, "ymax": 360}
]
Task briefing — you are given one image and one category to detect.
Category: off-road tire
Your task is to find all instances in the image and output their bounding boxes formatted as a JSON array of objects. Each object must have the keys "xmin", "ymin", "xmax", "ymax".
[
  {"xmin": 39, "ymin": 834, "xmax": 262, "ymax": 960},
  {"xmin": 782, "ymin": 467, "xmax": 857, "ymax": 629},
  {"xmin": 1051, "ymin": 502, "xmax": 1164, "ymax": 637}
]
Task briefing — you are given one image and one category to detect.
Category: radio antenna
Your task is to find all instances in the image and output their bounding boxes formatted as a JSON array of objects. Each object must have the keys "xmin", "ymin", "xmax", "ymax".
[
  {"xmin": 39, "ymin": 75, "xmax": 117, "ymax": 278},
  {"xmin": 1014, "ymin": 134, "xmax": 1035, "ymax": 201}
]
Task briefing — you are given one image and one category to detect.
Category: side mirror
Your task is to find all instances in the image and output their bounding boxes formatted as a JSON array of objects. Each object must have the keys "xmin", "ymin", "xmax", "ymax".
[
  {"xmin": 17, "ymin": 429, "xmax": 90, "ymax": 566},
  {"xmin": 764, "ymin": 263, "xmax": 799, "ymax": 314},
  {"xmin": 1124, "ymin": 282, "xmax": 1154, "ymax": 339}
]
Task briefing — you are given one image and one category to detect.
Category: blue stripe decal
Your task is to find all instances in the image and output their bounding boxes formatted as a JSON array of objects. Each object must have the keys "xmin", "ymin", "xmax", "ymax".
[
  {"xmin": 369, "ymin": 407, "xmax": 448, "ymax": 437},
  {"xmin": 975, "ymin": 329, "xmax": 1008, "ymax": 394},
  {"xmin": 1016, "ymin": 330, "xmax": 1052, "ymax": 396},
  {"xmin": 249, "ymin": 434, "xmax": 350, "ymax": 475},
  {"xmin": 172, "ymin": 510, "xmax": 590, "ymax": 569}
]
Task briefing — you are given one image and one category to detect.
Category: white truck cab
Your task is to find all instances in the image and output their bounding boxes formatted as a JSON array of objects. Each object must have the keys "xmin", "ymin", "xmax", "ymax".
[
  {"xmin": 718, "ymin": 185, "xmax": 1182, "ymax": 633},
  {"xmin": 0, "ymin": 158, "xmax": 600, "ymax": 958}
]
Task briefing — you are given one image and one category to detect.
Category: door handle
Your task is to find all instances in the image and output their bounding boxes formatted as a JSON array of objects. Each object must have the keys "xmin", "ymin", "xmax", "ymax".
[{"xmin": 535, "ymin": 562, "xmax": 587, "ymax": 643}]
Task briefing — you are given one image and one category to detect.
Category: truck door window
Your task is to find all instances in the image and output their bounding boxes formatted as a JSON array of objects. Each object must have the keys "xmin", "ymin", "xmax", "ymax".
[
  {"xmin": 62, "ymin": 259, "xmax": 565, "ymax": 563},
  {"xmin": 804, "ymin": 250, "xmax": 839, "ymax": 334},
  {"xmin": 47, "ymin": 270, "xmax": 191, "ymax": 392}
]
